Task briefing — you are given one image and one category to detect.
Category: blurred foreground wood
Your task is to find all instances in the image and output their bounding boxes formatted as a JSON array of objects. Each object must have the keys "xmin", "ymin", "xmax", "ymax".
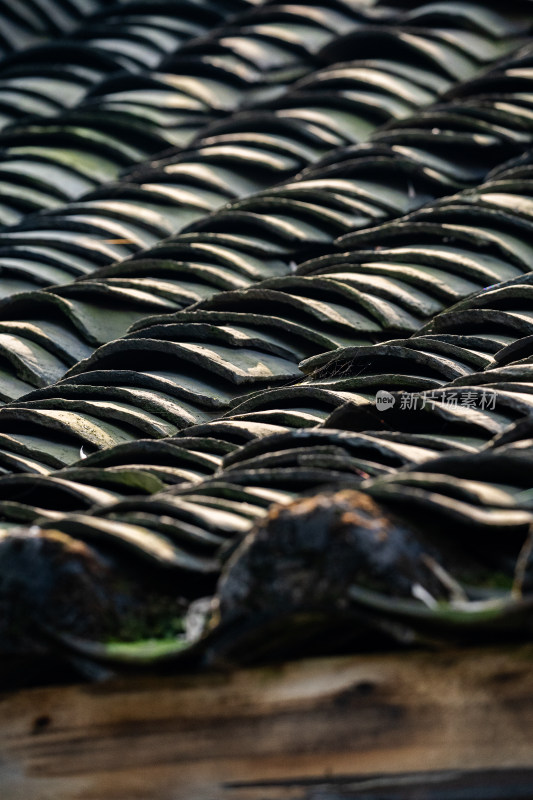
[{"xmin": 1, "ymin": 645, "xmax": 533, "ymax": 800}]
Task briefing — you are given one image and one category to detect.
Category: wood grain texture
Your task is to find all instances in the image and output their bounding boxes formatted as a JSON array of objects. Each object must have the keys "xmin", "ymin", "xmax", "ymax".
[{"xmin": 1, "ymin": 645, "xmax": 533, "ymax": 800}]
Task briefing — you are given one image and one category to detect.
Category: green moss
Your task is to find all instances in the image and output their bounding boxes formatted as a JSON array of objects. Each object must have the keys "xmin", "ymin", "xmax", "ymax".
[
  {"xmin": 107, "ymin": 588, "xmax": 186, "ymax": 644},
  {"xmin": 475, "ymin": 572, "xmax": 514, "ymax": 592}
]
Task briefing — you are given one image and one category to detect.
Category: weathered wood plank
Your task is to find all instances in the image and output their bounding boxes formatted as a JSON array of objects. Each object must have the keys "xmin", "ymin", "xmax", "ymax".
[{"xmin": 1, "ymin": 645, "xmax": 533, "ymax": 800}]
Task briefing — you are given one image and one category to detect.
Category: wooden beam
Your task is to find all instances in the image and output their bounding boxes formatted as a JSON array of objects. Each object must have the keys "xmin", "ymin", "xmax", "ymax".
[{"xmin": 1, "ymin": 645, "xmax": 533, "ymax": 800}]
